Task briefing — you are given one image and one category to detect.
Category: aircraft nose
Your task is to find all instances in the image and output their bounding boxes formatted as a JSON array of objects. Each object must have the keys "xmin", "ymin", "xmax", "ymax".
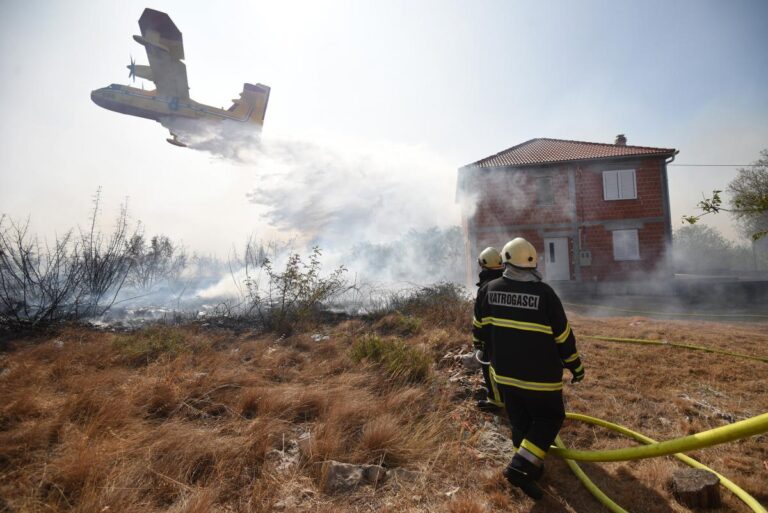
[{"xmin": 90, "ymin": 90, "xmax": 104, "ymax": 107}]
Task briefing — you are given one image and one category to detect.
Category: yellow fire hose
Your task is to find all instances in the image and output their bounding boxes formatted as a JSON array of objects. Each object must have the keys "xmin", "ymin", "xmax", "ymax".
[
  {"xmin": 543, "ymin": 331, "xmax": 768, "ymax": 510},
  {"xmin": 485, "ymin": 310, "xmax": 768, "ymax": 508},
  {"xmin": 583, "ymin": 335, "xmax": 768, "ymax": 364},
  {"xmin": 554, "ymin": 413, "xmax": 768, "ymax": 512},
  {"xmin": 562, "ymin": 301, "xmax": 768, "ymax": 319},
  {"xmin": 550, "ymin": 412, "xmax": 768, "ymax": 462}
]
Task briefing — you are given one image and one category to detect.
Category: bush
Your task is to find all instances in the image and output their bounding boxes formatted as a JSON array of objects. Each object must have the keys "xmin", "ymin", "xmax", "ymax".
[
  {"xmin": 242, "ymin": 246, "xmax": 348, "ymax": 333},
  {"xmin": 350, "ymin": 334, "xmax": 431, "ymax": 384},
  {"xmin": 125, "ymin": 234, "xmax": 186, "ymax": 290},
  {"xmin": 112, "ymin": 326, "xmax": 186, "ymax": 364},
  {"xmin": 377, "ymin": 282, "xmax": 471, "ymax": 330},
  {"xmin": 0, "ymin": 191, "xmax": 136, "ymax": 328},
  {"xmin": 373, "ymin": 312, "xmax": 422, "ymax": 336},
  {"xmin": 673, "ymin": 225, "xmax": 766, "ymax": 274}
]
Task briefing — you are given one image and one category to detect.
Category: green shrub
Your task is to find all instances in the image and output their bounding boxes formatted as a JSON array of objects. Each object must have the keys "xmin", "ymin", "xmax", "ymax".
[
  {"xmin": 113, "ymin": 326, "xmax": 186, "ymax": 363},
  {"xmin": 350, "ymin": 335, "xmax": 431, "ymax": 384},
  {"xmin": 377, "ymin": 282, "xmax": 471, "ymax": 330},
  {"xmin": 243, "ymin": 247, "xmax": 348, "ymax": 334},
  {"xmin": 373, "ymin": 312, "xmax": 422, "ymax": 337}
]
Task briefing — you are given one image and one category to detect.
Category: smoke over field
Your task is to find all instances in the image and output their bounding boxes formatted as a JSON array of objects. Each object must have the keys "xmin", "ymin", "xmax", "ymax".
[
  {"xmin": 1, "ymin": 121, "xmax": 475, "ymax": 327},
  {"xmin": 5, "ymin": 121, "xmax": 767, "ymax": 327},
  {"xmin": 169, "ymin": 120, "xmax": 469, "ymax": 287},
  {"xmin": 174, "ymin": 120, "xmax": 463, "ymax": 243}
]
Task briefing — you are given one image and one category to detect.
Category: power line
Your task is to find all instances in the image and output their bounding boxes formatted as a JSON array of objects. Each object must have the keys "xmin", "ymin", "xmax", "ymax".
[{"xmin": 669, "ymin": 164, "xmax": 762, "ymax": 167}]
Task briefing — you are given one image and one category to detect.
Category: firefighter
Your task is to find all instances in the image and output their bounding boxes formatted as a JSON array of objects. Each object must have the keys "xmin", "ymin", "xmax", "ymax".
[
  {"xmin": 472, "ymin": 237, "xmax": 584, "ymax": 500},
  {"xmin": 473, "ymin": 247, "xmax": 505, "ymax": 412}
]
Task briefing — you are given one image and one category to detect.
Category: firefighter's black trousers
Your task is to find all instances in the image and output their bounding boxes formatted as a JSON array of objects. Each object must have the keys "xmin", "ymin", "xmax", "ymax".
[
  {"xmin": 499, "ymin": 384, "xmax": 565, "ymax": 458},
  {"xmin": 481, "ymin": 363, "xmax": 503, "ymax": 405}
]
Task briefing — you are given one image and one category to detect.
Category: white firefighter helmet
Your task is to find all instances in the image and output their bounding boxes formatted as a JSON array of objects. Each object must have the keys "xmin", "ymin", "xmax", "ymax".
[
  {"xmin": 501, "ymin": 238, "xmax": 538, "ymax": 268},
  {"xmin": 477, "ymin": 247, "xmax": 503, "ymax": 269}
]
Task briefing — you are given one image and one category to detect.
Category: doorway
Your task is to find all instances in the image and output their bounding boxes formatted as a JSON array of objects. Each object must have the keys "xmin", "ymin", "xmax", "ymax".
[{"xmin": 543, "ymin": 237, "xmax": 570, "ymax": 281}]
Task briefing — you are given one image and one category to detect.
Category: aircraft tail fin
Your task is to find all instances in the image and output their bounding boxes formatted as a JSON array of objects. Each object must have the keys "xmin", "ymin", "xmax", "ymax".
[{"xmin": 228, "ymin": 83, "xmax": 270, "ymax": 125}]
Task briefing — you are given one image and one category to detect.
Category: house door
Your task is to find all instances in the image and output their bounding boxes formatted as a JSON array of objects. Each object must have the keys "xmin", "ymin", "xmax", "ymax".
[{"xmin": 543, "ymin": 238, "xmax": 570, "ymax": 281}]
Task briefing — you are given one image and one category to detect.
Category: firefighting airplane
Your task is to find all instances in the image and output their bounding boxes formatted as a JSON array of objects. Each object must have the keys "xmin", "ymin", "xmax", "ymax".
[{"xmin": 91, "ymin": 8, "xmax": 270, "ymax": 147}]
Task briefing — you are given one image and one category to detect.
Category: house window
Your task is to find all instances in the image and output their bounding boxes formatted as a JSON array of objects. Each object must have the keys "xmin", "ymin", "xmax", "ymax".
[
  {"xmin": 612, "ymin": 229, "xmax": 640, "ymax": 260},
  {"xmin": 536, "ymin": 176, "xmax": 554, "ymax": 205},
  {"xmin": 603, "ymin": 170, "xmax": 636, "ymax": 200}
]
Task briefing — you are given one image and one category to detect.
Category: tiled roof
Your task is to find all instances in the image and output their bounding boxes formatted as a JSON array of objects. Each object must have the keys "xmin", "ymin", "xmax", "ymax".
[{"xmin": 466, "ymin": 138, "xmax": 677, "ymax": 168}]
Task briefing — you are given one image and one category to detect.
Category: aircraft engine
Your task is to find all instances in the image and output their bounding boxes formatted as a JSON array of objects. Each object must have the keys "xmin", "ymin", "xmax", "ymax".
[{"xmin": 127, "ymin": 59, "xmax": 154, "ymax": 82}]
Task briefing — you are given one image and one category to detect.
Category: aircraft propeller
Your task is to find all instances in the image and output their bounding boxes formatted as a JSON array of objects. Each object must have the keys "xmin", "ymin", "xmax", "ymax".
[{"xmin": 127, "ymin": 55, "xmax": 136, "ymax": 82}]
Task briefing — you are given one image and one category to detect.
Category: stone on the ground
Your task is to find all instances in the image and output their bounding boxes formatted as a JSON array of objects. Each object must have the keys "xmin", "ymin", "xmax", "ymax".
[
  {"xmin": 322, "ymin": 461, "xmax": 420, "ymax": 492},
  {"xmin": 323, "ymin": 461, "xmax": 387, "ymax": 492},
  {"xmin": 459, "ymin": 352, "xmax": 481, "ymax": 371},
  {"xmin": 323, "ymin": 461, "xmax": 364, "ymax": 492},
  {"xmin": 266, "ymin": 440, "xmax": 301, "ymax": 473},
  {"xmin": 362, "ymin": 464, "xmax": 387, "ymax": 484},
  {"xmin": 475, "ymin": 429, "xmax": 515, "ymax": 457},
  {"xmin": 387, "ymin": 467, "xmax": 419, "ymax": 482},
  {"xmin": 671, "ymin": 468, "xmax": 721, "ymax": 509}
]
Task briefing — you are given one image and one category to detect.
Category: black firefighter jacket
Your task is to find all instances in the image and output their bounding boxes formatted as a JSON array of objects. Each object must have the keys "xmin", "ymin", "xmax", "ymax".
[
  {"xmin": 473, "ymin": 277, "xmax": 583, "ymax": 393},
  {"xmin": 476, "ymin": 268, "xmax": 504, "ymax": 287},
  {"xmin": 473, "ymin": 268, "xmax": 504, "ymax": 353}
]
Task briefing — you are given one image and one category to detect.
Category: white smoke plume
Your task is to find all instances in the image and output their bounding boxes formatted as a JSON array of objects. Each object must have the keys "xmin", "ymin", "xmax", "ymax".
[
  {"xmin": 165, "ymin": 119, "xmax": 469, "ymax": 291},
  {"xmin": 176, "ymin": 120, "xmax": 461, "ymax": 244}
]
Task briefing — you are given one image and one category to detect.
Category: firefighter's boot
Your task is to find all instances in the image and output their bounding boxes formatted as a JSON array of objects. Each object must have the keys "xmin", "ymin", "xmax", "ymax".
[
  {"xmin": 476, "ymin": 399, "xmax": 501, "ymax": 412},
  {"xmin": 473, "ymin": 387, "xmax": 489, "ymax": 401},
  {"xmin": 503, "ymin": 454, "xmax": 543, "ymax": 500}
]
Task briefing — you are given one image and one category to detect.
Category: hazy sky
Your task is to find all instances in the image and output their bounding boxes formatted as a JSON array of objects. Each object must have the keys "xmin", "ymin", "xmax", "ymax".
[{"xmin": 1, "ymin": 0, "xmax": 767, "ymax": 254}]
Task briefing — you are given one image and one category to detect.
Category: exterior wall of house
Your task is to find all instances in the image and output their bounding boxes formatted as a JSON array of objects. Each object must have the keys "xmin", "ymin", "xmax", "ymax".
[
  {"xmin": 459, "ymin": 156, "xmax": 671, "ymax": 284},
  {"xmin": 575, "ymin": 159, "xmax": 665, "ymax": 222},
  {"xmin": 470, "ymin": 167, "xmax": 573, "ymax": 228},
  {"xmin": 578, "ymin": 221, "xmax": 667, "ymax": 281}
]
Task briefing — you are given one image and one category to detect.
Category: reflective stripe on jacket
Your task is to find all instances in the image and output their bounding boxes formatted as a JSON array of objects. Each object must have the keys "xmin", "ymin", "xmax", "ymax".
[{"xmin": 472, "ymin": 277, "xmax": 582, "ymax": 392}]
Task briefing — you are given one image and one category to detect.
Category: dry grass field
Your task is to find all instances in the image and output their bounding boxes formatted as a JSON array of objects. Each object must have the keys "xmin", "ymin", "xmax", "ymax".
[{"xmin": 1, "ymin": 307, "xmax": 767, "ymax": 512}]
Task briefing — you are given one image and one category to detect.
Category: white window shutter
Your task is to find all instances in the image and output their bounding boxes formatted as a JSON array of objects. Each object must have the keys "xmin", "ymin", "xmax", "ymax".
[
  {"xmin": 603, "ymin": 171, "xmax": 619, "ymax": 200},
  {"xmin": 619, "ymin": 170, "xmax": 636, "ymax": 199}
]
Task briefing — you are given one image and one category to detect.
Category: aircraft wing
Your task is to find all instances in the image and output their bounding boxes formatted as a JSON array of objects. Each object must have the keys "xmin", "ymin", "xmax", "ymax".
[{"xmin": 135, "ymin": 8, "xmax": 189, "ymax": 100}]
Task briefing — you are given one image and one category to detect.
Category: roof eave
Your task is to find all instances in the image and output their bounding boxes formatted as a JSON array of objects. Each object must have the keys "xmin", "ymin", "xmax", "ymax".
[{"xmin": 460, "ymin": 151, "xmax": 678, "ymax": 170}]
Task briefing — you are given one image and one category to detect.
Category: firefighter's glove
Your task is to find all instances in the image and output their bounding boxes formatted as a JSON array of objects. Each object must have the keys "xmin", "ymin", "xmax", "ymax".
[
  {"xmin": 472, "ymin": 338, "xmax": 485, "ymax": 351},
  {"xmin": 570, "ymin": 367, "xmax": 585, "ymax": 384}
]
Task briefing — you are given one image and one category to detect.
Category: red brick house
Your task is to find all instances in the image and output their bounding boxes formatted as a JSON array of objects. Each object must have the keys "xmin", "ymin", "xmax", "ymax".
[{"xmin": 457, "ymin": 136, "xmax": 678, "ymax": 283}]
